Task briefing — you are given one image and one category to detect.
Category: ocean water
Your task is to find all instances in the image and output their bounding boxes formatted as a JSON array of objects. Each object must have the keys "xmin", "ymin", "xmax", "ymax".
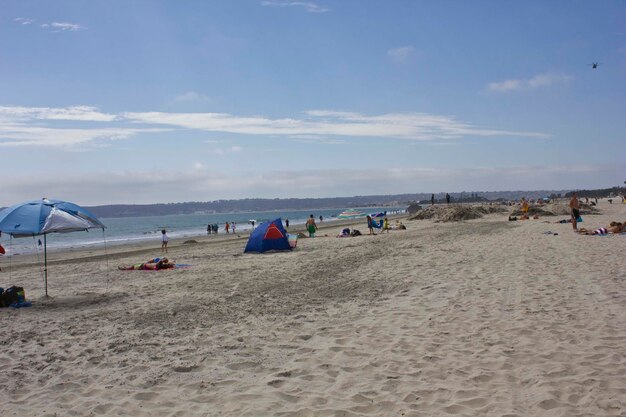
[{"xmin": 0, "ymin": 206, "xmax": 404, "ymax": 255}]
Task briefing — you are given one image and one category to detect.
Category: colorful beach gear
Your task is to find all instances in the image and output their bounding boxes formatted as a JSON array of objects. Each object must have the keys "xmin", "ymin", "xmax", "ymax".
[{"xmin": 244, "ymin": 218, "xmax": 292, "ymax": 253}]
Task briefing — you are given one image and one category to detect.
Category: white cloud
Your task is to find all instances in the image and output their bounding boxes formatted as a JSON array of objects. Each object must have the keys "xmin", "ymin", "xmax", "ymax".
[
  {"xmin": 174, "ymin": 91, "xmax": 210, "ymax": 103},
  {"xmin": 260, "ymin": 1, "xmax": 329, "ymax": 13},
  {"xmin": 123, "ymin": 110, "xmax": 549, "ymax": 140},
  {"xmin": 213, "ymin": 145, "xmax": 243, "ymax": 156},
  {"xmin": 488, "ymin": 79, "xmax": 522, "ymax": 92},
  {"xmin": 0, "ymin": 105, "xmax": 163, "ymax": 147},
  {"xmin": 488, "ymin": 73, "xmax": 573, "ymax": 92},
  {"xmin": 0, "ymin": 124, "xmax": 154, "ymax": 148},
  {"xmin": 528, "ymin": 73, "xmax": 573, "ymax": 88},
  {"xmin": 0, "ymin": 106, "xmax": 117, "ymax": 122},
  {"xmin": 0, "ymin": 104, "xmax": 549, "ymax": 149},
  {"xmin": 14, "ymin": 17, "xmax": 35, "ymax": 25},
  {"xmin": 388, "ymin": 46, "xmax": 416, "ymax": 63},
  {"xmin": 41, "ymin": 22, "xmax": 86, "ymax": 32}
]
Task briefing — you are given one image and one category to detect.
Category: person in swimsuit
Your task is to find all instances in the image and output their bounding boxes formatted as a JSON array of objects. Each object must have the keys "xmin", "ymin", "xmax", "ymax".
[
  {"xmin": 569, "ymin": 193, "xmax": 580, "ymax": 231},
  {"xmin": 578, "ymin": 222, "xmax": 623, "ymax": 235},
  {"xmin": 118, "ymin": 258, "xmax": 175, "ymax": 270},
  {"xmin": 305, "ymin": 215, "xmax": 317, "ymax": 237}
]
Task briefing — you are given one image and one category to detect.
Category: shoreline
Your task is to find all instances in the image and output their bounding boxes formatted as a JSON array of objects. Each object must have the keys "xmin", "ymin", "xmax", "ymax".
[{"xmin": 1, "ymin": 213, "xmax": 409, "ymax": 270}]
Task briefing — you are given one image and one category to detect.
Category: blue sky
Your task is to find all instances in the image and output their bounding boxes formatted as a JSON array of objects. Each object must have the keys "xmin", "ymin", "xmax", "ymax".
[{"xmin": 1, "ymin": 0, "xmax": 624, "ymax": 205}]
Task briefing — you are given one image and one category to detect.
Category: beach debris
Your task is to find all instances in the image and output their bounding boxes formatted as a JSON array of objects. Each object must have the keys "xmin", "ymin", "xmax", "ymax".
[{"xmin": 183, "ymin": 239, "xmax": 198, "ymax": 244}]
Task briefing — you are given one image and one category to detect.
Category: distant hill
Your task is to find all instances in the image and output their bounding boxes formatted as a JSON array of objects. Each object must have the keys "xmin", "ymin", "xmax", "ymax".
[
  {"xmin": 83, "ymin": 189, "xmax": 580, "ymax": 218},
  {"xmin": 563, "ymin": 186, "xmax": 625, "ymax": 199},
  {"xmin": 7, "ymin": 188, "xmax": 621, "ymax": 218}
]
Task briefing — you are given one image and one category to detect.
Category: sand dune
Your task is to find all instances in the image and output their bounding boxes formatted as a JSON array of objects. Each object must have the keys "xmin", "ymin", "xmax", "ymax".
[{"xmin": 1, "ymin": 201, "xmax": 624, "ymax": 416}]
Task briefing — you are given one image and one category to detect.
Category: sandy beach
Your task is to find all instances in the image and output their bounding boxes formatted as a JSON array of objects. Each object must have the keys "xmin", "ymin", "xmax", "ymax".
[{"xmin": 1, "ymin": 200, "xmax": 624, "ymax": 416}]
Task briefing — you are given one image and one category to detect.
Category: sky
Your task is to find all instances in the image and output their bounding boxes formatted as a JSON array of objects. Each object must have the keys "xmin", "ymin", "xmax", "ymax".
[{"xmin": 1, "ymin": 0, "xmax": 625, "ymax": 206}]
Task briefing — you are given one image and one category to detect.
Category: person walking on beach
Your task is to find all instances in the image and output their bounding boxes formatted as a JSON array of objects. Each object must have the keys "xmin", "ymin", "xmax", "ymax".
[
  {"xmin": 225, "ymin": 222, "xmax": 230, "ymax": 234},
  {"xmin": 161, "ymin": 229, "xmax": 169, "ymax": 253},
  {"xmin": 306, "ymin": 215, "xmax": 317, "ymax": 237},
  {"xmin": 446, "ymin": 193, "xmax": 451, "ymax": 204},
  {"xmin": 569, "ymin": 193, "xmax": 580, "ymax": 231},
  {"xmin": 382, "ymin": 217, "xmax": 389, "ymax": 233}
]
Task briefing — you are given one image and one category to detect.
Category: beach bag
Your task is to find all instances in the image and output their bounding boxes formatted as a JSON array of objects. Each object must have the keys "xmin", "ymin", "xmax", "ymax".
[
  {"xmin": 350, "ymin": 229, "xmax": 361, "ymax": 237},
  {"xmin": 0, "ymin": 286, "xmax": 24, "ymax": 307}
]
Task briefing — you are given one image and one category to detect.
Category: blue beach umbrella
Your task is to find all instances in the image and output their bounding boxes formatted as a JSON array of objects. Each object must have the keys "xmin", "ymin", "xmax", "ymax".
[{"xmin": 0, "ymin": 198, "xmax": 106, "ymax": 296}]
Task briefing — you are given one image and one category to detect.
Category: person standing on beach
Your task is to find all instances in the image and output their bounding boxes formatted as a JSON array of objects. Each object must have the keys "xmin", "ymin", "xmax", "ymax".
[
  {"xmin": 225, "ymin": 222, "xmax": 230, "ymax": 234},
  {"xmin": 431, "ymin": 194, "xmax": 435, "ymax": 205},
  {"xmin": 232, "ymin": 222, "xmax": 236, "ymax": 234},
  {"xmin": 446, "ymin": 193, "xmax": 451, "ymax": 204},
  {"xmin": 0, "ymin": 231, "xmax": 3, "ymax": 271},
  {"xmin": 285, "ymin": 219, "xmax": 289, "ymax": 229},
  {"xmin": 207, "ymin": 224, "xmax": 211, "ymax": 235},
  {"xmin": 569, "ymin": 193, "xmax": 580, "ymax": 231},
  {"xmin": 319, "ymin": 215, "xmax": 323, "ymax": 223},
  {"xmin": 521, "ymin": 198, "xmax": 529, "ymax": 219},
  {"xmin": 306, "ymin": 215, "xmax": 317, "ymax": 237},
  {"xmin": 366, "ymin": 215, "xmax": 376, "ymax": 235},
  {"xmin": 161, "ymin": 229, "xmax": 169, "ymax": 253}
]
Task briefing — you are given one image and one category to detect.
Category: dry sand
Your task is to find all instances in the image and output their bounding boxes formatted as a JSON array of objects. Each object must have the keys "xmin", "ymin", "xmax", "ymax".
[{"xmin": 0, "ymin": 201, "xmax": 625, "ymax": 416}]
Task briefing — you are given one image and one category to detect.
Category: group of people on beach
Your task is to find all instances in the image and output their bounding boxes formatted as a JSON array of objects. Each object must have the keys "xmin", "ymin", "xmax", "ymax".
[
  {"xmin": 508, "ymin": 193, "xmax": 624, "ymax": 236},
  {"xmin": 565, "ymin": 193, "xmax": 623, "ymax": 235},
  {"xmin": 205, "ymin": 222, "xmax": 240, "ymax": 235},
  {"xmin": 569, "ymin": 192, "xmax": 626, "ymax": 233}
]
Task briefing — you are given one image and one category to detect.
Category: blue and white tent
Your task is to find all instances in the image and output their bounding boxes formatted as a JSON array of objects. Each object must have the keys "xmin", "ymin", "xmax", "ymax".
[{"xmin": 244, "ymin": 218, "xmax": 292, "ymax": 253}]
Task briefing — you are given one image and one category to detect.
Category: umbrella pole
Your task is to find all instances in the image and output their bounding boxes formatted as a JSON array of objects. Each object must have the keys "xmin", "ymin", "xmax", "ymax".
[{"xmin": 44, "ymin": 234, "xmax": 48, "ymax": 297}]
